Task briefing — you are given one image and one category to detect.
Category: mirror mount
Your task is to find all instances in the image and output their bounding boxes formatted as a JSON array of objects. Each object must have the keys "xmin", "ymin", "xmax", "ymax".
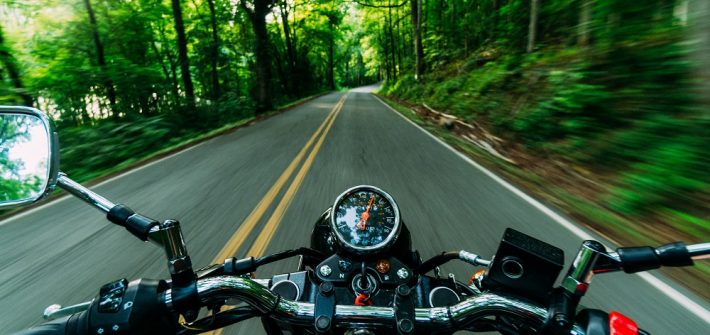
[
  {"xmin": 1, "ymin": 106, "xmax": 198, "ymax": 318},
  {"xmin": 55, "ymin": 172, "xmax": 197, "ymax": 287}
]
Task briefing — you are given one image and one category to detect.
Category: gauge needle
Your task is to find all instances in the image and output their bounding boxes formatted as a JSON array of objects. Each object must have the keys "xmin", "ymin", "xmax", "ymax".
[{"xmin": 357, "ymin": 196, "xmax": 375, "ymax": 230}]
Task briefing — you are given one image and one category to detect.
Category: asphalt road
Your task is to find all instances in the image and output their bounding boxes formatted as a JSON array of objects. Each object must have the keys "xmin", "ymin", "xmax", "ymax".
[{"xmin": 0, "ymin": 86, "xmax": 708, "ymax": 334}]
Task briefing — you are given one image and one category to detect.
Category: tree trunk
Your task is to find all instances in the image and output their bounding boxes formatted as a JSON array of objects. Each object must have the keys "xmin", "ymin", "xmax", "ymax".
[
  {"xmin": 357, "ymin": 51, "xmax": 364, "ymax": 85},
  {"xmin": 411, "ymin": 0, "xmax": 424, "ymax": 80},
  {"xmin": 84, "ymin": 0, "xmax": 117, "ymax": 118},
  {"xmin": 158, "ymin": 26, "xmax": 181, "ymax": 105},
  {"xmin": 527, "ymin": 0, "xmax": 539, "ymax": 53},
  {"xmin": 150, "ymin": 39, "xmax": 180, "ymax": 106},
  {"xmin": 207, "ymin": 0, "xmax": 221, "ymax": 100},
  {"xmin": 380, "ymin": 27, "xmax": 392, "ymax": 80},
  {"xmin": 491, "ymin": 0, "xmax": 499, "ymax": 39},
  {"xmin": 395, "ymin": 7, "xmax": 403, "ymax": 74},
  {"xmin": 272, "ymin": 30, "xmax": 288, "ymax": 94},
  {"xmin": 279, "ymin": 2, "xmax": 296, "ymax": 73},
  {"xmin": 171, "ymin": 0, "xmax": 195, "ymax": 105},
  {"xmin": 326, "ymin": 9, "xmax": 336, "ymax": 91},
  {"xmin": 243, "ymin": 0, "xmax": 274, "ymax": 113},
  {"xmin": 278, "ymin": 2, "xmax": 296, "ymax": 95},
  {"xmin": 388, "ymin": 2, "xmax": 397, "ymax": 79},
  {"xmin": 0, "ymin": 25, "xmax": 32, "ymax": 107},
  {"xmin": 688, "ymin": 0, "xmax": 710, "ymax": 107},
  {"xmin": 578, "ymin": 0, "xmax": 593, "ymax": 46},
  {"xmin": 327, "ymin": 32, "xmax": 335, "ymax": 90}
]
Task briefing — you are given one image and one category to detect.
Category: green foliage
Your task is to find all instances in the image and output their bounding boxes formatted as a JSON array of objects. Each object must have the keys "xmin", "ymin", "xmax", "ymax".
[
  {"xmin": 514, "ymin": 70, "xmax": 611, "ymax": 145},
  {"xmin": 59, "ymin": 116, "xmax": 176, "ymax": 180},
  {"xmin": 380, "ymin": 0, "xmax": 710, "ymax": 241},
  {"xmin": 57, "ymin": 96, "xmax": 254, "ymax": 183}
]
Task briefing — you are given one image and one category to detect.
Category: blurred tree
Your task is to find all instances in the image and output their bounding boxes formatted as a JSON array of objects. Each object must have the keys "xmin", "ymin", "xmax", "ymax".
[
  {"xmin": 0, "ymin": 24, "xmax": 32, "ymax": 106},
  {"xmin": 277, "ymin": 0, "xmax": 297, "ymax": 95},
  {"xmin": 83, "ymin": 0, "xmax": 117, "ymax": 118},
  {"xmin": 578, "ymin": 0, "xmax": 594, "ymax": 46},
  {"xmin": 241, "ymin": 0, "xmax": 276, "ymax": 113},
  {"xmin": 527, "ymin": 0, "xmax": 539, "ymax": 53},
  {"xmin": 171, "ymin": 0, "xmax": 195, "ymax": 105},
  {"xmin": 410, "ymin": 0, "xmax": 424, "ymax": 79},
  {"xmin": 206, "ymin": 0, "xmax": 221, "ymax": 100}
]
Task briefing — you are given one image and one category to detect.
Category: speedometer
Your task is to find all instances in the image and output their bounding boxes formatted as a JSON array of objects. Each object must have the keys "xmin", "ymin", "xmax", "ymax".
[{"xmin": 330, "ymin": 185, "xmax": 401, "ymax": 253}]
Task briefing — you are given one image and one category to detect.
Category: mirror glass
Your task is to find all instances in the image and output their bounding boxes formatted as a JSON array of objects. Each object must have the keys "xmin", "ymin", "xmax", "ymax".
[{"xmin": 0, "ymin": 113, "xmax": 50, "ymax": 205}]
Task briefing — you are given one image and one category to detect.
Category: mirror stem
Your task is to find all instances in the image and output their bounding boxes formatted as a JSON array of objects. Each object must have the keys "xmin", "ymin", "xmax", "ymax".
[{"xmin": 56, "ymin": 173, "xmax": 115, "ymax": 213}]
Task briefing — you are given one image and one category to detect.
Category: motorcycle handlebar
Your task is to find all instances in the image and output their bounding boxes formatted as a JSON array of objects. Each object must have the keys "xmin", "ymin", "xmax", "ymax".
[{"xmin": 162, "ymin": 275, "xmax": 587, "ymax": 334}]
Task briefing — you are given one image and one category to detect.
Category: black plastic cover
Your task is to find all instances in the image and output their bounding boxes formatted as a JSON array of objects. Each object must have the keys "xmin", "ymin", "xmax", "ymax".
[
  {"xmin": 223, "ymin": 257, "xmax": 256, "ymax": 275},
  {"xmin": 106, "ymin": 204, "xmax": 158, "ymax": 241},
  {"xmin": 107, "ymin": 204, "xmax": 134, "ymax": 227},
  {"xmin": 483, "ymin": 228, "xmax": 564, "ymax": 303}
]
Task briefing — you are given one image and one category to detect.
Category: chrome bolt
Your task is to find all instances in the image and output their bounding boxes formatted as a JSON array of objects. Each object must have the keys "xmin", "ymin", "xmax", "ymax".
[
  {"xmin": 396, "ymin": 268, "xmax": 409, "ymax": 279},
  {"xmin": 96, "ymin": 328, "xmax": 104, "ymax": 335},
  {"xmin": 319, "ymin": 265, "xmax": 332, "ymax": 277}
]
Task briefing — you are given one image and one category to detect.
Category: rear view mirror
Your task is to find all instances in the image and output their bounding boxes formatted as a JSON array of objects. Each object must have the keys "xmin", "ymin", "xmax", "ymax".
[{"xmin": 0, "ymin": 106, "xmax": 58, "ymax": 209}]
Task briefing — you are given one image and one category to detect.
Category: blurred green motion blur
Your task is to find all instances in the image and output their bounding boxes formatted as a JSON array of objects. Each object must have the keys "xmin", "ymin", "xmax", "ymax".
[
  {"xmin": 379, "ymin": 0, "xmax": 710, "ymax": 244},
  {"xmin": 0, "ymin": 0, "xmax": 708, "ymax": 293}
]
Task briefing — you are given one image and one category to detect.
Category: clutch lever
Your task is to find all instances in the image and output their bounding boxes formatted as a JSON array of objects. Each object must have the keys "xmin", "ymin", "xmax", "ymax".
[{"xmin": 43, "ymin": 301, "xmax": 93, "ymax": 320}]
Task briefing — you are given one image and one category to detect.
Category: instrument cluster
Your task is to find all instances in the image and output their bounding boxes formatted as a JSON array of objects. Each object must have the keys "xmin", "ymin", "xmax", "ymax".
[{"xmin": 330, "ymin": 185, "xmax": 401, "ymax": 254}]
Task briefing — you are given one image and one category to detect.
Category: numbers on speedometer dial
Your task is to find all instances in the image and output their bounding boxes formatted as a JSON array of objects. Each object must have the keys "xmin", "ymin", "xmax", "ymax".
[{"xmin": 332, "ymin": 187, "xmax": 399, "ymax": 251}]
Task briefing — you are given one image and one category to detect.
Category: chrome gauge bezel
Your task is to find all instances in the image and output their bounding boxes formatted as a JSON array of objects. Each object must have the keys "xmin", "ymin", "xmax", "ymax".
[{"xmin": 330, "ymin": 185, "xmax": 401, "ymax": 254}]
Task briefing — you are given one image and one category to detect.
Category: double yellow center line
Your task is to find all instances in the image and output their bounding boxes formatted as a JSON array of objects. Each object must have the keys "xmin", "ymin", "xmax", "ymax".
[
  {"xmin": 206, "ymin": 93, "xmax": 346, "ymax": 334},
  {"xmin": 212, "ymin": 93, "xmax": 346, "ymax": 264}
]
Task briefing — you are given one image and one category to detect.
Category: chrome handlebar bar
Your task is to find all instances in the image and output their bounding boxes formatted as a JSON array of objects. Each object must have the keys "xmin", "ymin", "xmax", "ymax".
[{"xmin": 162, "ymin": 275, "xmax": 587, "ymax": 334}]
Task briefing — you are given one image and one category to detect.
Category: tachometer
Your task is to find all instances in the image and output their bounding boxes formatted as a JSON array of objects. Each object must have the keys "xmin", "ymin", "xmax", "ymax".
[{"xmin": 330, "ymin": 185, "xmax": 401, "ymax": 253}]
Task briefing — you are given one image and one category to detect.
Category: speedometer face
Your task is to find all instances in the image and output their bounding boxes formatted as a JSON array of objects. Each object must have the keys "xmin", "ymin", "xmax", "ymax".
[{"xmin": 331, "ymin": 185, "xmax": 400, "ymax": 253}]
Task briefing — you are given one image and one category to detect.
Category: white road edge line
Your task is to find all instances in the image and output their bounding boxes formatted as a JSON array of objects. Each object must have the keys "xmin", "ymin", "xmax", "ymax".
[
  {"xmin": 372, "ymin": 94, "xmax": 710, "ymax": 324},
  {"xmin": 0, "ymin": 140, "xmax": 210, "ymax": 227}
]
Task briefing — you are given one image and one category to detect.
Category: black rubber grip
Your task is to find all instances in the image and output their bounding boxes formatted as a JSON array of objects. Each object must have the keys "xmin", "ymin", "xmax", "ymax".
[
  {"xmin": 656, "ymin": 242, "xmax": 693, "ymax": 267},
  {"xmin": 618, "ymin": 242, "xmax": 693, "ymax": 273},
  {"xmin": 617, "ymin": 246, "xmax": 659, "ymax": 273},
  {"xmin": 65, "ymin": 311, "xmax": 89, "ymax": 335},
  {"xmin": 8, "ymin": 311, "xmax": 88, "ymax": 335}
]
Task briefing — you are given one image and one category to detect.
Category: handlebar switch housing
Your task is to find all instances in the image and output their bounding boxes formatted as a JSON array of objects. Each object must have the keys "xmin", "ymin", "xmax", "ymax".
[
  {"xmin": 97, "ymin": 279, "xmax": 129, "ymax": 313},
  {"xmin": 88, "ymin": 279, "xmax": 175, "ymax": 335}
]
